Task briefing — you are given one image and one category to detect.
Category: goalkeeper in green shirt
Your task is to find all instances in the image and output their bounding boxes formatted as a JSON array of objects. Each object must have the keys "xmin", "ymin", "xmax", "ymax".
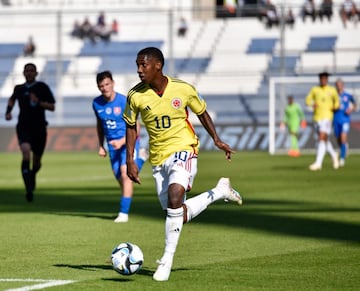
[{"xmin": 280, "ymin": 95, "xmax": 307, "ymax": 157}]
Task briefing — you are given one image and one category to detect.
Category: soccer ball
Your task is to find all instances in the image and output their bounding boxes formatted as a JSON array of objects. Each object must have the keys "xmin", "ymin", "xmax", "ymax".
[{"xmin": 111, "ymin": 242, "xmax": 144, "ymax": 275}]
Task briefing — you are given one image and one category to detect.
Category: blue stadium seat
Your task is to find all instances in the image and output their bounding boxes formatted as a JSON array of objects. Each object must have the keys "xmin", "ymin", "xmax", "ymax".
[
  {"xmin": 78, "ymin": 40, "xmax": 164, "ymax": 56},
  {"xmin": 38, "ymin": 60, "xmax": 71, "ymax": 89},
  {"xmin": 99, "ymin": 56, "xmax": 135, "ymax": 74},
  {"xmin": 268, "ymin": 56, "xmax": 298, "ymax": 75},
  {"xmin": 0, "ymin": 58, "xmax": 16, "ymax": 74},
  {"xmin": 83, "ymin": 40, "xmax": 164, "ymax": 74},
  {"xmin": 171, "ymin": 57, "xmax": 210, "ymax": 74},
  {"xmin": 99, "ymin": 56, "xmax": 210, "ymax": 74},
  {"xmin": 269, "ymin": 56, "xmax": 298, "ymax": 70},
  {"xmin": 0, "ymin": 43, "xmax": 24, "ymax": 87},
  {"xmin": 0, "ymin": 43, "xmax": 23, "ymax": 57},
  {"xmin": 246, "ymin": 38, "xmax": 278, "ymax": 54},
  {"xmin": 306, "ymin": 36, "xmax": 337, "ymax": 52}
]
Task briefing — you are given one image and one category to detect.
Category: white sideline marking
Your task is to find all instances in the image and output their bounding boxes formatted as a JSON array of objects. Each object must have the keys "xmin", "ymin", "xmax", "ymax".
[{"xmin": 0, "ymin": 279, "xmax": 76, "ymax": 291}]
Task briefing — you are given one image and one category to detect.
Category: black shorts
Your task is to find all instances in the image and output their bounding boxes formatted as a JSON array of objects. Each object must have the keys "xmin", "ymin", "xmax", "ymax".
[{"xmin": 16, "ymin": 124, "xmax": 47, "ymax": 156}]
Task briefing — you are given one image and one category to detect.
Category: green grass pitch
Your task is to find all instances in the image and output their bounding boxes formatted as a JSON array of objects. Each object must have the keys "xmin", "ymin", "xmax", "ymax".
[{"xmin": 0, "ymin": 151, "xmax": 359, "ymax": 290}]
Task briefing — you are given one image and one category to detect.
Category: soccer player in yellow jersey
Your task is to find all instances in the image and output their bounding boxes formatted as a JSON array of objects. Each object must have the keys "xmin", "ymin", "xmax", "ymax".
[
  {"xmin": 123, "ymin": 47, "xmax": 242, "ymax": 281},
  {"xmin": 305, "ymin": 71, "xmax": 340, "ymax": 171}
]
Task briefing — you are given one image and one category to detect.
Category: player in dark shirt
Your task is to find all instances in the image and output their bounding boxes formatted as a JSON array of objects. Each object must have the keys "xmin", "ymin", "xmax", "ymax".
[{"xmin": 5, "ymin": 63, "xmax": 56, "ymax": 202}]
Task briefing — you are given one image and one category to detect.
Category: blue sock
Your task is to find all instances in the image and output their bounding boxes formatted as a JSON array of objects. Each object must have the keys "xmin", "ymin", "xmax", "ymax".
[
  {"xmin": 136, "ymin": 158, "xmax": 145, "ymax": 172},
  {"xmin": 340, "ymin": 143, "xmax": 346, "ymax": 160},
  {"xmin": 120, "ymin": 197, "xmax": 132, "ymax": 214}
]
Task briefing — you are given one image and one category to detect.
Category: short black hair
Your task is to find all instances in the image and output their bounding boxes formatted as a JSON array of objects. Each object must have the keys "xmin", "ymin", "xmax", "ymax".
[
  {"xmin": 24, "ymin": 63, "xmax": 37, "ymax": 71},
  {"xmin": 96, "ymin": 70, "xmax": 113, "ymax": 84},
  {"xmin": 137, "ymin": 47, "xmax": 165, "ymax": 67},
  {"xmin": 318, "ymin": 71, "xmax": 330, "ymax": 78}
]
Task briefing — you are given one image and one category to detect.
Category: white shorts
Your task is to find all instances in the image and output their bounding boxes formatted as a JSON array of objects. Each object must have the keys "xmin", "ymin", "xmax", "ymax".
[
  {"xmin": 152, "ymin": 151, "xmax": 198, "ymax": 210},
  {"xmin": 315, "ymin": 119, "xmax": 332, "ymax": 135}
]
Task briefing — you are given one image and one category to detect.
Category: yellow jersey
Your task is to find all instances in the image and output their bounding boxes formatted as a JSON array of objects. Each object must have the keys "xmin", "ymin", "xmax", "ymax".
[
  {"xmin": 123, "ymin": 76, "xmax": 206, "ymax": 166},
  {"xmin": 305, "ymin": 85, "xmax": 340, "ymax": 121}
]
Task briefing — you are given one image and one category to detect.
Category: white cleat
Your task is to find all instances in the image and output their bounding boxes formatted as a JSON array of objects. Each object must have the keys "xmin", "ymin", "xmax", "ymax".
[
  {"xmin": 114, "ymin": 212, "xmax": 128, "ymax": 223},
  {"xmin": 216, "ymin": 177, "xmax": 243, "ymax": 205},
  {"xmin": 333, "ymin": 153, "xmax": 339, "ymax": 170},
  {"xmin": 309, "ymin": 163, "xmax": 322, "ymax": 171},
  {"xmin": 153, "ymin": 257, "xmax": 173, "ymax": 281},
  {"xmin": 339, "ymin": 159, "xmax": 345, "ymax": 167}
]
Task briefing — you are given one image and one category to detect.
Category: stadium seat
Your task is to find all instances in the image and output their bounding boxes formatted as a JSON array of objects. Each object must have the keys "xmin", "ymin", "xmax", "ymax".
[
  {"xmin": 0, "ymin": 43, "xmax": 24, "ymax": 57},
  {"xmin": 295, "ymin": 52, "xmax": 334, "ymax": 74},
  {"xmin": 246, "ymin": 38, "xmax": 278, "ymax": 54},
  {"xmin": 306, "ymin": 36, "xmax": 337, "ymax": 52},
  {"xmin": 38, "ymin": 60, "xmax": 71, "ymax": 89},
  {"xmin": 78, "ymin": 40, "xmax": 164, "ymax": 56},
  {"xmin": 1, "ymin": 5, "xmax": 360, "ymax": 126},
  {"xmin": 268, "ymin": 56, "xmax": 299, "ymax": 75}
]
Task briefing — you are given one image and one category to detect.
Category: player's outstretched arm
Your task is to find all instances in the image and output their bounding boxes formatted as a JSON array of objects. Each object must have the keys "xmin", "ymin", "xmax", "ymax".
[{"xmin": 197, "ymin": 111, "xmax": 235, "ymax": 161}]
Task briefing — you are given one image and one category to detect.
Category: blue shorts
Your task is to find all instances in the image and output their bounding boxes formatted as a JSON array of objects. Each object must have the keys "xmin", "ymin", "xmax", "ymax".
[
  {"xmin": 333, "ymin": 120, "xmax": 350, "ymax": 138},
  {"xmin": 108, "ymin": 139, "xmax": 140, "ymax": 180}
]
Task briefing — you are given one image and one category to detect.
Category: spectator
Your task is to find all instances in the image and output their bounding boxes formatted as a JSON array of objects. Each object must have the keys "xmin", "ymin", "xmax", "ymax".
[
  {"xmin": 93, "ymin": 11, "xmax": 112, "ymax": 42},
  {"xmin": 71, "ymin": 16, "xmax": 112, "ymax": 44},
  {"xmin": 96, "ymin": 11, "xmax": 106, "ymax": 27},
  {"xmin": 286, "ymin": 8, "xmax": 295, "ymax": 28},
  {"xmin": 224, "ymin": 0, "xmax": 237, "ymax": 14},
  {"xmin": 319, "ymin": 0, "xmax": 333, "ymax": 22},
  {"xmin": 177, "ymin": 17, "xmax": 188, "ymax": 37},
  {"xmin": 111, "ymin": 19, "xmax": 119, "ymax": 35},
  {"xmin": 301, "ymin": 0, "xmax": 317, "ymax": 22},
  {"xmin": 339, "ymin": 0, "xmax": 358, "ymax": 28},
  {"xmin": 1, "ymin": 0, "xmax": 11, "ymax": 6},
  {"xmin": 80, "ymin": 16, "xmax": 96, "ymax": 44},
  {"xmin": 23, "ymin": 36, "xmax": 36, "ymax": 57},
  {"xmin": 93, "ymin": 25, "xmax": 112, "ymax": 43},
  {"xmin": 70, "ymin": 20, "xmax": 82, "ymax": 38},
  {"xmin": 262, "ymin": 0, "xmax": 279, "ymax": 29}
]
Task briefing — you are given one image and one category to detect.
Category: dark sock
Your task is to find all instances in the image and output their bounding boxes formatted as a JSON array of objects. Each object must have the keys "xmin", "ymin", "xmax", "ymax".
[
  {"xmin": 30, "ymin": 165, "xmax": 40, "ymax": 192},
  {"xmin": 25, "ymin": 191, "xmax": 33, "ymax": 202},
  {"xmin": 22, "ymin": 160, "xmax": 32, "ymax": 193}
]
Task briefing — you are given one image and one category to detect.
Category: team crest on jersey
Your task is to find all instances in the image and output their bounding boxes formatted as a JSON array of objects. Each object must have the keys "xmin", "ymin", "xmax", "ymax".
[
  {"xmin": 171, "ymin": 98, "xmax": 182, "ymax": 109},
  {"xmin": 114, "ymin": 107, "xmax": 122, "ymax": 115}
]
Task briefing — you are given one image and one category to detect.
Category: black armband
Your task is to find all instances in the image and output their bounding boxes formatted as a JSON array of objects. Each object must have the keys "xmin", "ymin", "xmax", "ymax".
[{"xmin": 6, "ymin": 105, "xmax": 12, "ymax": 114}]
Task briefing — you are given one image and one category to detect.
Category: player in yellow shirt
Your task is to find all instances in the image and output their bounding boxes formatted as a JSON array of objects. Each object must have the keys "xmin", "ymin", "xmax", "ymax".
[
  {"xmin": 305, "ymin": 71, "xmax": 340, "ymax": 170},
  {"xmin": 123, "ymin": 47, "xmax": 242, "ymax": 281}
]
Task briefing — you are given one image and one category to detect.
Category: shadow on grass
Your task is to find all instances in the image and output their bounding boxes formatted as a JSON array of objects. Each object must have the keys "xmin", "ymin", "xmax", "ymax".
[
  {"xmin": 53, "ymin": 263, "xmax": 188, "ymax": 279},
  {"xmin": 53, "ymin": 263, "xmax": 160, "ymax": 278},
  {"xmin": 54, "ymin": 263, "xmax": 113, "ymax": 271},
  {"xmin": 1, "ymin": 187, "xmax": 360, "ymax": 244}
]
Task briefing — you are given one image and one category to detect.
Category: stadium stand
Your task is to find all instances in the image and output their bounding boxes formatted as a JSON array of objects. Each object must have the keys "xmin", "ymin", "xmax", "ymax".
[{"xmin": 0, "ymin": 0, "xmax": 359, "ymax": 126}]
